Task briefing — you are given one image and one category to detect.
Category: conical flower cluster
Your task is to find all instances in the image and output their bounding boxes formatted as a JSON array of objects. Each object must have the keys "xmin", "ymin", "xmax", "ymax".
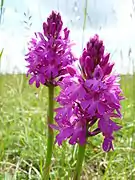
[
  {"xmin": 52, "ymin": 35, "xmax": 124, "ymax": 152},
  {"xmin": 25, "ymin": 11, "xmax": 75, "ymax": 87}
]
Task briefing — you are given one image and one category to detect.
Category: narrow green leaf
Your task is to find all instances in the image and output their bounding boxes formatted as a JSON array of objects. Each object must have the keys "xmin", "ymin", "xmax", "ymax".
[
  {"xmin": 0, "ymin": 48, "xmax": 4, "ymax": 60},
  {"xmin": 0, "ymin": 0, "xmax": 4, "ymax": 24},
  {"xmin": 82, "ymin": 0, "xmax": 88, "ymax": 49},
  {"xmin": 0, "ymin": 0, "xmax": 4, "ymax": 8},
  {"xmin": 83, "ymin": 0, "xmax": 88, "ymax": 32}
]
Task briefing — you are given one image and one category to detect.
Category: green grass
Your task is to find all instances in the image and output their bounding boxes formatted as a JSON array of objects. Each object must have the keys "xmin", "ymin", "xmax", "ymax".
[{"xmin": 0, "ymin": 74, "xmax": 135, "ymax": 180}]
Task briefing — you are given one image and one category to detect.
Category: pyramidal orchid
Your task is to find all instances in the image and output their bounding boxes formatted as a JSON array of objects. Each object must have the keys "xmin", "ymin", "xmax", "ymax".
[
  {"xmin": 25, "ymin": 11, "xmax": 75, "ymax": 180},
  {"xmin": 52, "ymin": 34, "xmax": 124, "ymax": 179},
  {"xmin": 25, "ymin": 11, "xmax": 75, "ymax": 88}
]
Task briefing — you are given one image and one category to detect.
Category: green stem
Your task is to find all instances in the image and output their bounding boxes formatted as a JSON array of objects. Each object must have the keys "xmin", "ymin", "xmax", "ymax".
[
  {"xmin": 44, "ymin": 85, "xmax": 54, "ymax": 180},
  {"xmin": 73, "ymin": 144, "xmax": 86, "ymax": 180}
]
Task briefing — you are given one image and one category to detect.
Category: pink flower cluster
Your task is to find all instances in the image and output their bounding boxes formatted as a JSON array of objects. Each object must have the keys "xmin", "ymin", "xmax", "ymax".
[
  {"xmin": 25, "ymin": 11, "xmax": 124, "ymax": 152},
  {"xmin": 52, "ymin": 35, "xmax": 124, "ymax": 152},
  {"xmin": 25, "ymin": 11, "xmax": 75, "ymax": 87}
]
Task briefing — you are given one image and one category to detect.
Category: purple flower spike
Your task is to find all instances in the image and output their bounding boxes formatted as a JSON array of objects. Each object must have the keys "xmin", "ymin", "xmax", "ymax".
[
  {"xmin": 25, "ymin": 11, "xmax": 76, "ymax": 87},
  {"xmin": 52, "ymin": 34, "xmax": 124, "ymax": 152}
]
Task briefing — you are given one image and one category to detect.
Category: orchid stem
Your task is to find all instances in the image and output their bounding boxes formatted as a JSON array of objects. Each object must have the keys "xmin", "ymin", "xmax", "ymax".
[
  {"xmin": 44, "ymin": 85, "xmax": 54, "ymax": 180},
  {"xmin": 73, "ymin": 144, "xmax": 86, "ymax": 180}
]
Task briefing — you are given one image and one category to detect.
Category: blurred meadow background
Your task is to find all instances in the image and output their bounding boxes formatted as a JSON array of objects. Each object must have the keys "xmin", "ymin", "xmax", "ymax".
[{"xmin": 0, "ymin": 0, "xmax": 135, "ymax": 179}]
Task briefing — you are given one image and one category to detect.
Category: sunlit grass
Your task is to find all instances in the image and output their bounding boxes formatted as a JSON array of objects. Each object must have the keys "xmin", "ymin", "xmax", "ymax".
[{"xmin": 0, "ymin": 74, "xmax": 134, "ymax": 179}]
